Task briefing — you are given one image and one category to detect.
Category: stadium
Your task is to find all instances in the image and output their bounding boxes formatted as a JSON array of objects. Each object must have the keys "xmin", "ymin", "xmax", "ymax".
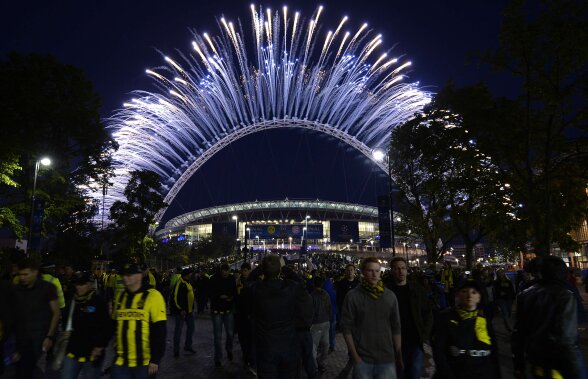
[{"xmin": 155, "ymin": 199, "xmax": 403, "ymax": 253}]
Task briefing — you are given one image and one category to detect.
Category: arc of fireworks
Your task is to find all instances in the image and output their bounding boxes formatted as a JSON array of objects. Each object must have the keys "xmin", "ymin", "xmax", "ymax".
[{"xmin": 97, "ymin": 5, "xmax": 432, "ymax": 221}]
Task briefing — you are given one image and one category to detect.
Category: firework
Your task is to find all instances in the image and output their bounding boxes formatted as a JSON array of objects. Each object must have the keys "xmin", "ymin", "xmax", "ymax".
[{"xmin": 99, "ymin": 5, "xmax": 431, "ymax": 221}]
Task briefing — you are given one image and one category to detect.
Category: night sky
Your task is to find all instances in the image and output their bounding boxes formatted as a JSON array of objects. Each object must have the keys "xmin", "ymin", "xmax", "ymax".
[{"xmin": 2, "ymin": 0, "xmax": 510, "ymax": 226}]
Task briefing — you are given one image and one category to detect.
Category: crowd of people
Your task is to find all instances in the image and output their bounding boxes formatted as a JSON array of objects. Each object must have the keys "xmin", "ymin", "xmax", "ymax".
[{"xmin": 0, "ymin": 251, "xmax": 586, "ymax": 379}]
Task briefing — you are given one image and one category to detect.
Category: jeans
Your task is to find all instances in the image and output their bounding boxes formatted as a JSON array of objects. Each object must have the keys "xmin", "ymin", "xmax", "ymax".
[
  {"xmin": 257, "ymin": 343, "xmax": 299, "ymax": 379},
  {"xmin": 62, "ymin": 355, "xmax": 102, "ymax": 379},
  {"xmin": 329, "ymin": 314, "xmax": 337, "ymax": 349},
  {"xmin": 401, "ymin": 345, "xmax": 424, "ymax": 379},
  {"xmin": 173, "ymin": 313, "xmax": 195, "ymax": 352},
  {"xmin": 111, "ymin": 364, "xmax": 150, "ymax": 379},
  {"xmin": 211, "ymin": 312, "xmax": 234, "ymax": 362},
  {"xmin": 297, "ymin": 330, "xmax": 317, "ymax": 379},
  {"xmin": 311, "ymin": 322, "xmax": 330, "ymax": 369},
  {"xmin": 353, "ymin": 361, "xmax": 397, "ymax": 379}
]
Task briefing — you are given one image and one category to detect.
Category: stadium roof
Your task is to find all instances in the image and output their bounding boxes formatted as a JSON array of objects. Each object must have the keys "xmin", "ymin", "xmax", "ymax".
[{"xmin": 161, "ymin": 199, "xmax": 379, "ymax": 231}]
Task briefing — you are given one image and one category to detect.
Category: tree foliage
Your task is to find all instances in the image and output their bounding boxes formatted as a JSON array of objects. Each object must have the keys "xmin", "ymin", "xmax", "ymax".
[
  {"xmin": 0, "ymin": 53, "xmax": 115, "ymax": 253},
  {"xmin": 109, "ymin": 170, "xmax": 166, "ymax": 260},
  {"xmin": 389, "ymin": 109, "xmax": 456, "ymax": 266},
  {"xmin": 479, "ymin": 0, "xmax": 588, "ymax": 254}
]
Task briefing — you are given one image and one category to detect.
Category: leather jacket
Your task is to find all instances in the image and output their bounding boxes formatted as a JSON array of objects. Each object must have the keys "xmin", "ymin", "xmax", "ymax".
[{"xmin": 511, "ymin": 279, "xmax": 581, "ymax": 378}]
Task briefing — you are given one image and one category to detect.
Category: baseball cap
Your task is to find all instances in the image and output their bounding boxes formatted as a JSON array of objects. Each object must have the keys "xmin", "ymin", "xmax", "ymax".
[
  {"xmin": 457, "ymin": 279, "xmax": 484, "ymax": 294},
  {"xmin": 73, "ymin": 271, "xmax": 94, "ymax": 285},
  {"xmin": 120, "ymin": 263, "xmax": 143, "ymax": 275}
]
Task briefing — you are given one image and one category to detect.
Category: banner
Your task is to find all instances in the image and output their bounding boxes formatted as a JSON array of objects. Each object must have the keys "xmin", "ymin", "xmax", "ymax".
[
  {"xmin": 329, "ymin": 220, "xmax": 359, "ymax": 243},
  {"xmin": 377, "ymin": 195, "xmax": 391, "ymax": 248},
  {"xmin": 247, "ymin": 224, "xmax": 323, "ymax": 239},
  {"xmin": 212, "ymin": 222, "xmax": 237, "ymax": 237}
]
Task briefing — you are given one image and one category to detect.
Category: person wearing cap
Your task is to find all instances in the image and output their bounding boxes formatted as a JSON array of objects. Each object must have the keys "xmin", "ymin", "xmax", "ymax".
[
  {"xmin": 62, "ymin": 272, "xmax": 113, "ymax": 379},
  {"xmin": 171, "ymin": 268, "xmax": 195, "ymax": 358},
  {"xmin": 112, "ymin": 263, "xmax": 167, "ymax": 379},
  {"xmin": 432, "ymin": 279, "xmax": 500, "ymax": 379}
]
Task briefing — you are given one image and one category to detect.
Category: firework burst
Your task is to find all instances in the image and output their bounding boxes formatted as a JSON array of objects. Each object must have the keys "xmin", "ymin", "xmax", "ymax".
[{"xmin": 100, "ymin": 5, "xmax": 431, "ymax": 221}]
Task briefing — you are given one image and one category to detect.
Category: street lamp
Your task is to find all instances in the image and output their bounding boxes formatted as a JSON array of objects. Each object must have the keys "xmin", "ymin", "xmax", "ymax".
[
  {"xmin": 25, "ymin": 157, "xmax": 51, "ymax": 256},
  {"xmin": 372, "ymin": 149, "xmax": 396, "ymax": 256}
]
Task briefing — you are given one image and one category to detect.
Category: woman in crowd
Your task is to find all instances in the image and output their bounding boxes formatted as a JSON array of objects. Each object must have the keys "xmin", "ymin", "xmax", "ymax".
[{"xmin": 432, "ymin": 280, "xmax": 500, "ymax": 379}]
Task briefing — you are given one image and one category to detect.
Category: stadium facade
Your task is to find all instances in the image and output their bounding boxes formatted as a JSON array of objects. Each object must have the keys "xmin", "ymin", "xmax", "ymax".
[{"xmin": 155, "ymin": 199, "xmax": 399, "ymax": 252}]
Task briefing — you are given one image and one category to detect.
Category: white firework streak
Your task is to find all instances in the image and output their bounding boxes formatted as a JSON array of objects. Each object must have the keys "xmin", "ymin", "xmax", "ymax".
[{"xmin": 98, "ymin": 5, "xmax": 432, "ymax": 222}]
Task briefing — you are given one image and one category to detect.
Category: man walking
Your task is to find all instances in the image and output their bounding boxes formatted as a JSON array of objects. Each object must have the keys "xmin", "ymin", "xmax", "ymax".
[
  {"xmin": 249, "ymin": 254, "xmax": 312, "ymax": 378},
  {"xmin": 12, "ymin": 258, "xmax": 60, "ymax": 379},
  {"xmin": 171, "ymin": 268, "xmax": 196, "ymax": 357},
  {"xmin": 387, "ymin": 257, "xmax": 433, "ymax": 379},
  {"xmin": 112, "ymin": 263, "xmax": 167, "ymax": 379},
  {"xmin": 209, "ymin": 263, "xmax": 237, "ymax": 367},
  {"xmin": 512, "ymin": 255, "xmax": 585, "ymax": 379},
  {"xmin": 340, "ymin": 257, "xmax": 402, "ymax": 379}
]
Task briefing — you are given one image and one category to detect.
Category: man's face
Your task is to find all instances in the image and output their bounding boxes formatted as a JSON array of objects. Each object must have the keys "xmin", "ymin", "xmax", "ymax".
[
  {"xmin": 122, "ymin": 273, "xmax": 142, "ymax": 289},
  {"xmin": 391, "ymin": 261, "xmax": 408, "ymax": 285},
  {"xmin": 18, "ymin": 268, "xmax": 38, "ymax": 287},
  {"xmin": 240, "ymin": 267, "xmax": 250, "ymax": 279},
  {"xmin": 362, "ymin": 262, "xmax": 381, "ymax": 287},
  {"xmin": 345, "ymin": 266, "xmax": 355, "ymax": 280},
  {"xmin": 75, "ymin": 282, "xmax": 92, "ymax": 296},
  {"xmin": 221, "ymin": 269, "xmax": 230, "ymax": 278}
]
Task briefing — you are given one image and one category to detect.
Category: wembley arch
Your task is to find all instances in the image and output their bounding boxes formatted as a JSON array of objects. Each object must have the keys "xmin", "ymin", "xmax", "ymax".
[{"xmin": 98, "ymin": 6, "xmax": 432, "ymax": 223}]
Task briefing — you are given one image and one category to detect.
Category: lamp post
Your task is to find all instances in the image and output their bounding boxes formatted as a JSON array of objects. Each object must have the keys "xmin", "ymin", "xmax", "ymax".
[
  {"xmin": 25, "ymin": 157, "xmax": 51, "ymax": 256},
  {"xmin": 372, "ymin": 149, "xmax": 396, "ymax": 256}
]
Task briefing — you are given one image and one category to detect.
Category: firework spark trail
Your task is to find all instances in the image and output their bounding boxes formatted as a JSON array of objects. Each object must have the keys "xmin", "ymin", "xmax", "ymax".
[{"xmin": 98, "ymin": 5, "xmax": 432, "ymax": 221}]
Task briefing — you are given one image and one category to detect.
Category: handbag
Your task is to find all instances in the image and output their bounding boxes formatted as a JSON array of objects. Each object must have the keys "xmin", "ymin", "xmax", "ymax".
[{"xmin": 51, "ymin": 299, "xmax": 75, "ymax": 371}]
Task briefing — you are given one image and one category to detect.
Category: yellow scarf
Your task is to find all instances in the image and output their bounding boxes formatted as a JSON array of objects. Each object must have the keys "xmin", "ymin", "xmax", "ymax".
[
  {"xmin": 361, "ymin": 278, "xmax": 385, "ymax": 299},
  {"xmin": 456, "ymin": 307, "xmax": 491, "ymax": 345}
]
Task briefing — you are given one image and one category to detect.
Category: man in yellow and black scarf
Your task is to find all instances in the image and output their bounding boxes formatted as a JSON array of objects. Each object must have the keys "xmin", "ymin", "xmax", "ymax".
[
  {"xmin": 340, "ymin": 257, "xmax": 402, "ymax": 378},
  {"xmin": 171, "ymin": 268, "xmax": 195, "ymax": 358}
]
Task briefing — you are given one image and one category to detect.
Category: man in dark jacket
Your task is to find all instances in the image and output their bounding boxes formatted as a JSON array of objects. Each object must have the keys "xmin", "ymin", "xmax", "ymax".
[
  {"xmin": 209, "ymin": 263, "xmax": 237, "ymax": 367},
  {"xmin": 512, "ymin": 255, "xmax": 585, "ymax": 379},
  {"xmin": 388, "ymin": 257, "xmax": 433, "ymax": 379},
  {"xmin": 171, "ymin": 268, "xmax": 195, "ymax": 357},
  {"xmin": 249, "ymin": 255, "xmax": 312, "ymax": 379},
  {"xmin": 62, "ymin": 271, "xmax": 112, "ymax": 379}
]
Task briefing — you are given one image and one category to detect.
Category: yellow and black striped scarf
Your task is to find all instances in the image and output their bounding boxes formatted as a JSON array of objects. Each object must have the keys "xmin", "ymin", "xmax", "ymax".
[
  {"xmin": 456, "ymin": 307, "xmax": 478, "ymax": 320},
  {"xmin": 361, "ymin": 278, "xmax": 385, "ymax": 299}
]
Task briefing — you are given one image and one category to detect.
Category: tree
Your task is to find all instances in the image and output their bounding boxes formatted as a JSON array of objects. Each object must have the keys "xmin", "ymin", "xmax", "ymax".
[
  {"xmin": 389, "ymin": 109, "xmax": 457, "ymax": 266},
  {"xmin": 109, "ymin": 170, "xmax": 166, "ymax": 261},
  {"xmin": 0, "ymin": 53, "xmax": 115, "ymax": 254},
  {"xmin": 434, "ymin": 85, "xmax": 519, "ymax": 269},
  {"xmin": 0, "ymin": 155, "xmax": 24, "ymax": 238},
  {"xmin": 479, "ymin": 0, "xmax": 588, "ymax": 255}
]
